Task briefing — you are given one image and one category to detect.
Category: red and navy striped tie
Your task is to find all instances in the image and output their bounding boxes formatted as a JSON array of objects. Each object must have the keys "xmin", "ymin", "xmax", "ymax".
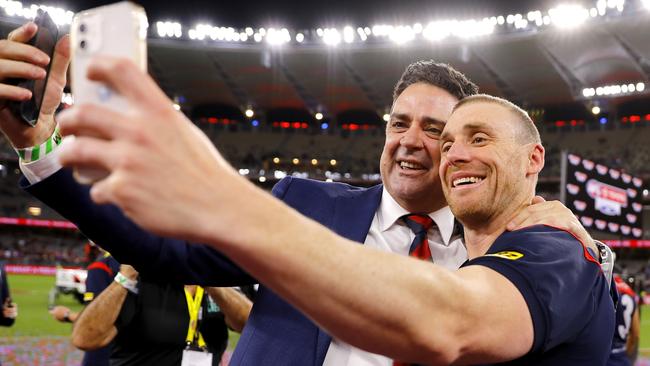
[
  {"xmin": 402, "ymin": 214, "xmax": 435, "ymax": 261},
  {"xmin": 393, "ymin": 214, "xmax": 435, "ymax": 366}
]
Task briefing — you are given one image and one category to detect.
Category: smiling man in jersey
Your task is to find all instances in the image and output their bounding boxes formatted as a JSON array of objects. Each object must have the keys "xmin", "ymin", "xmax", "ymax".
[{"xmin": 438, "ymin": 94, "xmax": 615, "ymax": 364}]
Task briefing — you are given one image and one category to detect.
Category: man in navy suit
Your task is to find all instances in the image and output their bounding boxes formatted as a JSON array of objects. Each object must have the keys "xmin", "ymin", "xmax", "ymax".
[{"xmin": 0, "ymin": 23, "xmax": 603, "ymax": 365}]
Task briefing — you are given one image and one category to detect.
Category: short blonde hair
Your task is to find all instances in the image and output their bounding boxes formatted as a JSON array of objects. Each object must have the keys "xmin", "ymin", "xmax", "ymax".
[{"xmin": 453, "ymin": 94, "xmax": 541, "ymax": 144}]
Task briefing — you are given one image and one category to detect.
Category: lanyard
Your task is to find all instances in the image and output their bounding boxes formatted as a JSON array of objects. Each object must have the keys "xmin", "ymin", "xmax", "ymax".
[{"xmin": 184, "ymin": 286, "xmax": 206, "ymax": 349}]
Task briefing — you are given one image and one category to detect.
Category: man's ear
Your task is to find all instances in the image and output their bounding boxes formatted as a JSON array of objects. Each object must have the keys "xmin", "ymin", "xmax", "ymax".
[{"xmin": 526, "ymin": 143, "xmax": 545, "ymax": 176}]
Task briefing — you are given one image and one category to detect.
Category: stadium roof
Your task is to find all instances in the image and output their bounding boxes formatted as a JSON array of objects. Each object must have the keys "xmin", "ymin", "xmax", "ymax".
[{"xmin": 0, "ymin": 0, "xmax": 649, "ymax": 118}]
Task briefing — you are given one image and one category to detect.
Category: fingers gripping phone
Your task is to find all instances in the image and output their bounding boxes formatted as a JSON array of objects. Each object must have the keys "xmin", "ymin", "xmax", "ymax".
[
  {"xmin": 70, "ymin": 1, "xmax": 148, "ymax": 184},
  {"xmin": 9, "ymin": 9, "xmax": 58, "ymax": 126}
]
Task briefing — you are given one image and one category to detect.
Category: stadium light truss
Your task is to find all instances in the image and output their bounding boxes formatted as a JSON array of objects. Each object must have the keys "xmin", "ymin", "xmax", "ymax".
[
  {"xmin": 582, "ymin": 82, "xmax": 646, "ymax": 99},
  {"xmin": 0, "ymin": 0, "xmax": 645, "ymax": 46}
]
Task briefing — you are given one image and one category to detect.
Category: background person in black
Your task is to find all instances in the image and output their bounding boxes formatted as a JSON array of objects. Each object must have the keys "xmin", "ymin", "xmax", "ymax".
[
  {"xmin": 49, "ymin": 244, "xmax": 120, "ymax": 366},
  {"xmin": 0, "ymin": 262, "xmax": 16, "ymax": 328},
  {"xmin": 72, "ymin": 264, "xmax": 253, "ymax": 366},
  {"xmin": 0, "ymin": 262, "xmax": 17, "ymax": 366}
]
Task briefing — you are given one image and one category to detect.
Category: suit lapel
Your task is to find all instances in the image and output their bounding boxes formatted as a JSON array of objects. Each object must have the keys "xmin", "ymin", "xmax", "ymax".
[{"xmin": 315, "ymin": 184, "xmax": 383, "ymax": 365}]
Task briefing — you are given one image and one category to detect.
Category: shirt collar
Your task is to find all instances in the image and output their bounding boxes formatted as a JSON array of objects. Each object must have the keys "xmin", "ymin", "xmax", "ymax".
[{"xmin": 378, "ymin": 188, "xmax": 458, "ymax": 246}]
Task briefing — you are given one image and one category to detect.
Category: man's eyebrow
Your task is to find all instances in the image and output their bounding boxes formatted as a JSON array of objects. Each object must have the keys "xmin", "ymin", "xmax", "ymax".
[
  {"xmin": 421, "ymin": 116, "xmax": 446, "ymax": 128},
  {"xmin": 440, "ymin": 121, "xmax": 494, "ymax": 142},
  {"xmin": 390, "ymin": 112, "xmax": 411, "ymax": 121},
  {"xmin": 463, "ymin": 122, "xmax": 496, "ymax": 134}
]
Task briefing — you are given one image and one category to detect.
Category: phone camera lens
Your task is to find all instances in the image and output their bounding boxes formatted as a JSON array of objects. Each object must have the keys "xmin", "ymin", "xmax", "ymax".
[
  {"xmin": 79, "ymin": 23, "xmax": 87, "ymax": 33},
  {"xmin": 80, "ymin": 40, "xmax": 86, "ymax": 49}
]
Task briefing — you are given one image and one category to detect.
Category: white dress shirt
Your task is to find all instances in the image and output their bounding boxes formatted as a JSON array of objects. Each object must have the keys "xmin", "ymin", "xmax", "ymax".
[{"xmin": 323, "ymin": 188, "xmax": 467, "ymax": 366}]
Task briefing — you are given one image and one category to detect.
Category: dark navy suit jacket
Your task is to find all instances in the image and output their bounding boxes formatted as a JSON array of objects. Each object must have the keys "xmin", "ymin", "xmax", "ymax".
[{"xmin": 25, "ymin": 169, "xmax": 382, "ymax": 365}]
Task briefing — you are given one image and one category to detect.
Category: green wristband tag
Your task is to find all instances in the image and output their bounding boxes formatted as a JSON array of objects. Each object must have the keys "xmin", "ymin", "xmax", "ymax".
[{"xmin": 15, "ymin": 126, "xmax": 62, "ymax": 163}]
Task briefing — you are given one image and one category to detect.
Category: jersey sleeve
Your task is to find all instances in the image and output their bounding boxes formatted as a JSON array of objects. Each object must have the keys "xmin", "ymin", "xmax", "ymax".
[
  {"xmin": 84, "ymin": 260, "xmax": 115, "ymax": 303},
  {"xmin": 464, "ymin": 226, "xmax": 603, "ymax": 353}
]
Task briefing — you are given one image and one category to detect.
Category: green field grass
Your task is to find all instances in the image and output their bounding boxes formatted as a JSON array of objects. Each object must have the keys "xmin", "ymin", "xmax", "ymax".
[{"xmin": 0, "ymin": 273, "xmax": 84, "ymax": 337}]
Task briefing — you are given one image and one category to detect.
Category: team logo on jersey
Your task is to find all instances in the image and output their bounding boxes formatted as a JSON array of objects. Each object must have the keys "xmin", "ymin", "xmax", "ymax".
[
  {"xmin": 485, "ymin": 251, "xmax": 524, "ymax": 260},
  {"xmin": 84, "ymin": 292, "xmax": 95, "ymax": 302}
]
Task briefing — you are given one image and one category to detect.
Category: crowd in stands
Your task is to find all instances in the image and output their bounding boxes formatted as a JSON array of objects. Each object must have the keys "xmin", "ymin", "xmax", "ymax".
[{"xmin": 0, "ymin": 227, "xmax": 87, "ymax": 267}]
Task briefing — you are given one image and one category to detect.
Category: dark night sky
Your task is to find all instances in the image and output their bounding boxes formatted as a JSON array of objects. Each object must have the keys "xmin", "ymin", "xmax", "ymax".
[{"xmin": 57, "ymin": 0, "xmax": 594, "ymax": 29}]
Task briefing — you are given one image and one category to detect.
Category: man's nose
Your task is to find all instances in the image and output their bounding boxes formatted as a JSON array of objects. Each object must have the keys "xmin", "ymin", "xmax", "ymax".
[
  {"xmin": 445, "ymin": 141, "xmax": 471, "ymax": 165},
  {"xmin": 400, "ymin": 125, "xmax": 424, "ymax": 149}
]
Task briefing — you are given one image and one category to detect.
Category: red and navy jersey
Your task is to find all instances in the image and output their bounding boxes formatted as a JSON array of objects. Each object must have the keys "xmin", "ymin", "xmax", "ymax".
[
  {"xmin": 462, "ymin": 225, "xmax": 615, "ymax": 365},
  {"xmin": 84, "ymin": 253, "xmax": 120, "ymax": 303},
  {"xmin": 607, "ymin": 276, "xmax": 638, "ymax": 366},
  {"xmin": 82, "ymin": 253, "xmax": 120, "ymax": 366}
]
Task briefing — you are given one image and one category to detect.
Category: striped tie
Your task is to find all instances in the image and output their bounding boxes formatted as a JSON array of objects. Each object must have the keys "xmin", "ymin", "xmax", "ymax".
[
  {"xmin": 393, "ymin": 214, "xmax": 435, "ymax": 366},
  {"xmin": 402, "ymin": 214, "xmax": 435, "ymax": 261}
]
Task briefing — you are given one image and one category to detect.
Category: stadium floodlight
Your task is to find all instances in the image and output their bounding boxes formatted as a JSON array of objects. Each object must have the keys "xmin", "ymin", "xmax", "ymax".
[
  {"xmin": 591, "ymin": 106, "xmax": 601, "ymax": 115},
  {"xmin": 311, "ymin": 159, "xmax": 318, "ymax": 166},
  {"xmin": 548, "ymin": 4, "xmax": 589, "ymax": 28},
  {"xmin": 497, "ymin": 15, "xmax": 505, "ymax": 25},
  {"xmin": 423, "ymin": 21, "xmax": 451, "ymax": 41},
  {"xmin": 258, "ymin": 28, "xmax": 266, "ymax": 36},
  {"xmin": 61, "ymin": 92, "xmax": 74, "ymax": 105},
  {"xmin": 273, "ymin": 157, "xmax": 280, "ymax": 164},
  {"xmin": 253, "ymin": 33, "xmax": 262, "ymax": 42},
  {"xmin": 238, "ymin": 168, "xmax": 250, "ymax": 176},
  {"xmin": 292, "ymin": 158, "xmax": 300, "ymax": 165},
  {"xmin": 295, "ymin": 32, "xmax": 305, "ymax": 43},
  {"xmin": 245, "ymin": 108, "xmax": 254, "ymax": 118},
  {"xmin": 389, "ymin": 25, "xmax": 415, "ymax": 44},
  {"xmin": 383, "ymin": 113, "xmax": 390, "ymax": 122},
  {"xmin": 357, "ymin": 27, "xmax": 367, "ymax": 41},
  {"xmin": 413, "ymin": 22, "xmax": 423, "ymax": 33},
  {"xmin": 266, "ymin": 28, "xmax": 290, "ymax": 45},
  {"xmin": 315, "ymin": 112, "xmax": 324, "ymax": 120},
  {"xmin": 258, "ymin": 176, "xmax": 267, "ymax": 183},
  {"xmin": 274, "ymin": 170, "xmax": 287, "ymax": 179},
  {"xmin": 330, "ymin": 159, "xmax": 337, "ymax": 166},
  {"xmin": 643, "ymin": 0, "xmax": 650, "ymax": 10},
  {"xmin": 245, "ymin": 27, "xmax": 254, "ymax": 36},
  {"xmin": 173, "ymin": 103, "xmax": 181, "ymax": 111},
  {"xmin": 322, "ymin": 28, "xmax": 341, "ymax": 46},
  {"xmin": 343, "ymin": 26, "xmax": 355, "ymax": 43},
  {"xmin": 584, "ymin": 81, "xmax": 645, "ymax": 99}
]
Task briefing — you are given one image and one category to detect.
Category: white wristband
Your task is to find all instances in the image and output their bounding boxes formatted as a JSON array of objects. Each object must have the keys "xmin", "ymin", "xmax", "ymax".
[{"xmin": 114, "ymin": 272, "xmax": 139, "ymax": 294}]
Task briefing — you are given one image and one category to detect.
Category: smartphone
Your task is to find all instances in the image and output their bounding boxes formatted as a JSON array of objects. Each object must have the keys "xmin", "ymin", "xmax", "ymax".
[
  {"xmin": 70, "ymin": 1, "xmax": 148, "ymax": 184},
  {"xmin": 9, "ymin": 9, "xmax": 58, "ymax": 126}
]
